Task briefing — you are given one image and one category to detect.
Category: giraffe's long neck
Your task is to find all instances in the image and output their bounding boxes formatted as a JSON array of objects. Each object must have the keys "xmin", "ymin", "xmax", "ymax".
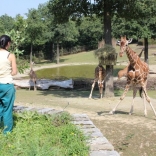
[{"xmin": 126, "ymin": 46, "xmax": 138, "ymax": 65}]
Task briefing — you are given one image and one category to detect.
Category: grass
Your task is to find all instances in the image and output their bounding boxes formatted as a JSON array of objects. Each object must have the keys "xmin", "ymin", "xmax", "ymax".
[
  {"xmin": 60, "ymin": 51, "xmax": 98, "ymax": 64},
  {"xmin": 57, "ymin": 44, "xmax": 156, "ymax": 65},
  {"xmin": 0, "ymin": 111, "xmax": 89, "ymax": 156}
]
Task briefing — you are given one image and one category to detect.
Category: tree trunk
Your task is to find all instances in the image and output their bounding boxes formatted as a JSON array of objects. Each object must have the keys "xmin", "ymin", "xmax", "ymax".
[
  {"xmin": 144, "ymin": 38, "xmax": 149, "ymax": 64},
  {"xmin": 56, "ymin": 41, "xmax": 59, "ymax": 64},
  {"xmin": 30, "ymin": 43, "xmax": 33, "ymax": 63},
  {"xmin": 103, "ymin": 4, "xmax": 114, "ymax": 97},
  {"xmin": 52, "ymin": 42, "xmax": 54, "ymax": 61}
]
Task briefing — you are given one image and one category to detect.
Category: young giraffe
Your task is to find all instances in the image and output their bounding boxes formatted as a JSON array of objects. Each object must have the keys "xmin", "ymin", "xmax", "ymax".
[
  {"xmin": 89, "ymin": 64, "xmax": 106, "ymax": 99},
  {"xmin": 110, "ymin": 36, "xmax": 156, "ymax": 116},
  {"xmin": 29, "ymin": 62, "xmax": 37, "ymax": 91}
]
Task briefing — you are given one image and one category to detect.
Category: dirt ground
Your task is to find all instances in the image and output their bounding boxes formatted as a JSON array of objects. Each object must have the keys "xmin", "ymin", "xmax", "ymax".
[{"xmin": 14, "ymin": 64, "xmax": 156, "ymax": 156}]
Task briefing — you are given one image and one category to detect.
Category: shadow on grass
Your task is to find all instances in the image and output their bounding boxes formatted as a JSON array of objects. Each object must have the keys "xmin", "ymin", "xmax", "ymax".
[
  {"xmin": 36, "ymin": 89, "xmax": 91, "ymax": 98},
  {"xmin": 30, "ymin": 88, "xmax": 125, "ymax": 99},
  {"xmin": 97, "ymin": 110, "xmax": 129, "ymax": 116},
  {"xmin": 97, "ymin": 110, "xmax": 156, "ymax": 120}
]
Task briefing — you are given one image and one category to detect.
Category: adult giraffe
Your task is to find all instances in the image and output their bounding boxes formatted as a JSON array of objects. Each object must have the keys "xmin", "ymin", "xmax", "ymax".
[{"xmin": 110, "ymin": 36, "xmax": 156, "ymax": 116}]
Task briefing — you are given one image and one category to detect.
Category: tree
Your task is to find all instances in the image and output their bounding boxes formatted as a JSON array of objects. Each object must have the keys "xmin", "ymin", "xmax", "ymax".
[
  {"xmin": 25, "ymin": 8, "xmax": 47, "ymax": 63},
  {"xmin": 78, "ymin": 15, "xmax": 103, "ymax": 50},
  {"xmin": 0, "ymin": 14, "xmax": 14, "ymax": 35},
  {"xmin": 37, "ymin": 3, "xmax": 55, "ymax": 61},
  {"xmin": 52, "ymin": 21, "xmax": 79, "ymax": 64},
  {"xmin": 48, "ymin": 0, "xmax": 156, "ymax": 97}
]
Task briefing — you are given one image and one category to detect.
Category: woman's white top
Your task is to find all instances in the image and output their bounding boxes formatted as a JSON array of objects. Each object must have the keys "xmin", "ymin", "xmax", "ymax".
[{"xmin": 0, "ymin": 50, "xmax": 13, "ymax": 84}]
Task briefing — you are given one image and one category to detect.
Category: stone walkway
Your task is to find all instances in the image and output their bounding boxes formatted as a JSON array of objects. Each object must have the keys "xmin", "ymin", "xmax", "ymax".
[{"xmin": 13, "ymin": 105, "xmax": 120, "ymax": 156}]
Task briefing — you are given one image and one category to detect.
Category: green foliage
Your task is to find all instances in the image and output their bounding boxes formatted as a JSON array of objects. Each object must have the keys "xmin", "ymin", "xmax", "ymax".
[
  {"xmin": 16, "ymin": 59, "xmax": 29, "ymax": 74},
  {"xmin": 26, "ymin": 8, "xmax": 47, "ymax": 45},
  {"xmin": 0, "ymin": 15, "xmax": 14, "ymax": 35},
  {"xmin": 51, "ymin": 112, "xmax": 73, "ymax": 127},
  {"xmin": 112, "ymin": 15, "xmax": 139, "ymax": 39},
  {"xmin": 5, "ymin": 29, "xmax": 29, "ymax": 74},
  {"xmin": 94, "ymin": 44, "xmax": 117, "ymax": 65},
  {"xmin": 5, "ymin": 29, "xmax": 25, "ymax": 56},
  {"xmin": 0, "ymin": 111, "xmax": 89, "ymax": 156},
  {"xmin": 78, "ymin": 15, "xmax": 103, "ymax": 49},
  {"xmin": 48, "ymin": 0, "xmax": 90, "ymax": 23}
]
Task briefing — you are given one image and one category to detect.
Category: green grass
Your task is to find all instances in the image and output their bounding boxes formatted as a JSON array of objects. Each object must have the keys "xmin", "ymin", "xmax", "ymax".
[
  {"xmin": 60, "ymin": 51, "xmax": 98, "ymax": 64},
  {"xmin": 35, "ymin": 44, "xmax": 156, "ymax": 69},
  {"xmin": 0, "ymin": 111, "xmax": 89, "ymax": 156},
  {"xmin": 58, "ymin": 44, "xmax": 156, "ymax": 65}
]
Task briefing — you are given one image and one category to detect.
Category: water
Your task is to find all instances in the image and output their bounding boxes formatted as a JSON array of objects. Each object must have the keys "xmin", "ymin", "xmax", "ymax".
[
  {"xmin": 35, "ymin": 64, "xmax": 123, "ymax": 80},
  {"xmin": 36, "ymin": 65, "xmax": 97, "ymax": 80}
]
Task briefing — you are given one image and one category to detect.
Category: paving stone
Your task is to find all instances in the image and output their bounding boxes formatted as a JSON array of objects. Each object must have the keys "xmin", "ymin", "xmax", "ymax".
[
  {"xmin": 37, "ymin": 108, "xmax": 54, "ymax": 114},
  {"xmin": 47, "ymin": 110, "xmax": 63, "ymax": 114},
  {"xmin": 77, "ymin": 124, "xmax": 96, "ymax": 129},
  {"xmin": 88, "ymin": 137, "xmax": 110, "ymax": 144},
  {"xmin": 90, "ymin": 150, "xmax": 120, "ymax": 156},
  {"xmin": 90, "ymin": 143, "xmax": 114, "ymax": 151},
  {"xmin": 28, "ymin": 108, "xmax": 41, "ymax": 111},
  {"xmin": 73, "ymin": 114, "xmax": 89, "ymax": 118},
  {"xmin": 82, "ymin": 128, "xmax": 101, "ymax": 134},
  {"xmin": 72, "ymin": 117, "xmax": 90, "ymax": 121},
  {"xmin": 24, "ymin": 107, "xmax": 35, "ymax": 111},
  {"xmin": 72, "ymin": 120, "xmax": 94, "ymax": 125},
  {"xmin": 88, "ymin": 131, "xmax": 104, "ymax": 138},
  {"xmin": 13, "ymin": 106, "xmax": 27, "ymax": 112}
]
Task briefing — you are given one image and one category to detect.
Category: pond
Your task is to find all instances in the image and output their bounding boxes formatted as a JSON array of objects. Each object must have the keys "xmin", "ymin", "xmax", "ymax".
[{"xmin": 35, "ymin": 64, "xmax": 125, "ymax": 80}]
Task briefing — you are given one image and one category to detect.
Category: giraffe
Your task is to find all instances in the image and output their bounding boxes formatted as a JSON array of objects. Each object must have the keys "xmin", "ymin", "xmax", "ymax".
[
  {"xmin": 89, "ymin": 64, "xmax": 106, "ymax": 99},
  {"xmin": 29, "ymin": 62, "xmax": 37, "ymax": 91},
  {"xmin": 117, "ymin": 48, "xmax": 144, "ymax": 80},
  {"xmin": 110, "ymin": 36, "xmax": 156, "ymax": 116}
]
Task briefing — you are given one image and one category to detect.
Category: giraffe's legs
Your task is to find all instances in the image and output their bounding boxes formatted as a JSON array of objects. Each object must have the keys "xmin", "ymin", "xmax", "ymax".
[
  {"xmin": 129, "ymin": 87, "xmax": 137, "ymax": 115},
  {"xmin": 99, "ymin": 86, "xmax": 103, "ymax": 99},
  {"xmin": 29, "ymin": 80, "xmax": 32, "ymax": 90},
  {"xmin": 109, "ymin": 84, "xmax": 130, "ymax": 114},
  {"xmin": 100, "ymin": 86, "xmax": 103, "ymax": 99},
  {"xmin": 142, "ymin": 85, "xmax": 156, "ymax": 116},
  {"xmin": 98, "ymin": 81, "xmax": 103, "ymax": 99},
  {"xmin": 142, "ymin": 92, "xmax": 147, "ymax": 116},
  {"xmin": 34, "ymin": 80, "xmax": 37, "ymax": 91},
  {"xmin": 89, "ymin": 80, "xmax": 96, "ymax": 99}
]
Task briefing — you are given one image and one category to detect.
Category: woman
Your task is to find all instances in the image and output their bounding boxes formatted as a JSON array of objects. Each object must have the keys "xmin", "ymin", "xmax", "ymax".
[{"xmin": 0, "ymin": 35, "xmax": 17, "ymax": 134}]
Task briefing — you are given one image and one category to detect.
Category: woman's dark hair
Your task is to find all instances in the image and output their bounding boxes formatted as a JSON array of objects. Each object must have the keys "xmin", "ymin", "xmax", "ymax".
[{"xmin": 0, "ymin": 35, "xmax": 11, "ymax": 49}]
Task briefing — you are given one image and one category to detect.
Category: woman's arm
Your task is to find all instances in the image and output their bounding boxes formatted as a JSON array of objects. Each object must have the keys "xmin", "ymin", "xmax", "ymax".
[{"xmin": 9, "ymin": 53, "xmax": 18, "ymax": 76}]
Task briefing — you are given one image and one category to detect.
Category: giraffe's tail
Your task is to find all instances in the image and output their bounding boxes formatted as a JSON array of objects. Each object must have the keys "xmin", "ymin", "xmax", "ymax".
[{"xmin": 139, "ymin": 87, "xmax": 143, "ymax": 98}]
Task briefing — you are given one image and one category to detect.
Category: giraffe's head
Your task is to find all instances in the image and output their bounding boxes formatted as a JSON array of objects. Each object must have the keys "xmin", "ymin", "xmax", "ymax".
[{"xmin": 117, "ymin": 36, "xmax": 132, "ymax": 57}]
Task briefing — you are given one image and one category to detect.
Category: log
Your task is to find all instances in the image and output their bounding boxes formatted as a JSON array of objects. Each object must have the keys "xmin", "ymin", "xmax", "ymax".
[{"xmin": 13, "ymin": 79, "xmax": 73, "ymax": 90}]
